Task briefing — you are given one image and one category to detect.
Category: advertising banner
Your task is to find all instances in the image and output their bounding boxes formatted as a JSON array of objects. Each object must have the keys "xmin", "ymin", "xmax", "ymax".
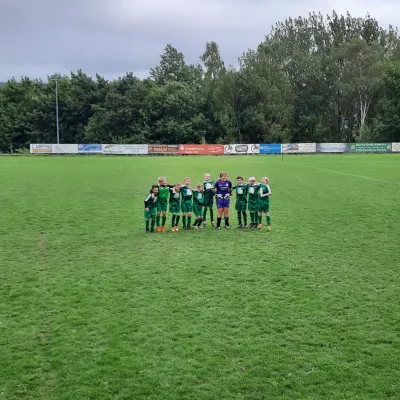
[
  {"xmin": 391, "ymin": 143, "xmax": 400, "ymax": 152},
  {"xmin": 148, "ymin": 144, "xmax": 179, "ymax": 154},
  {"xmin": 316, "ymin": 143, "xmax": 350, "ymax": 153},
  {"xmin": 30, "ymin": 144, "xmax": 53, "ymax": 153},
  {"xmin": 179, "ymin": 144, "xmax": 224, "ymax": 155},
  {"xmin": 260, "ymin": 144, "xmax": 282, "ymax": 154},
  {"xmin": 52, "ymin": 144, "xmax": 78, "ymax": 154},
  {"xmin": 224, "ymin": 144, "xmax": 260, "ymax": 154},
  {"xmin": 349, "ymin": 143, "xmax": 392, "ymax": 153},
  {"xmin": 78, "ymin": 144, "xmax": 102, "ymax": 153},
  {"xmin": 282, "ymin": 143, "xmax": 316, "ymax": 153},
  {"xmin": 102, "ymin": 144, "xmax": 148, "ymax": 154}
]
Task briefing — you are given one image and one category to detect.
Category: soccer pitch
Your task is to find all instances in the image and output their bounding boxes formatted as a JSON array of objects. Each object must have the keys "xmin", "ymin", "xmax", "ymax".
[{"xmin": 1, "ymin": 154, "xmax": 399, "ymax": 399}]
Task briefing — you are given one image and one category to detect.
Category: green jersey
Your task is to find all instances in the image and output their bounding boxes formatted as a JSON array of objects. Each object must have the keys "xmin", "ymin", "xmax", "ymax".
[
  {"xmin": 144, "ymin": 193, "xmax": 158, "ymax": 209},
  {"xmin": 259, "ymin": 184, "xmax": 271, "ymax": 202},
  {"xmin": 169, "ymin": 188, "xmax": 181, "ymax": 205},
  {"xmin": 248, "ymin": 184, "xmax": 260, "ymax": 203},
  {"xmin": 202, "ymin": 180, "xmax": 215, "ymax": 199},
  {"xmin": 156, "ymin": 184, "xmax": 172, "ymax": 201},
  {"xmin": 233, "ymin": 184, "xmax": 248, "ymax": 204},
  {"xmin": 180, "ymin": 185, "xmax": 193, "ymax": 201},
  {"xmin": 193, "ymin": 190, "xmax": 205, "ymax": 206}
]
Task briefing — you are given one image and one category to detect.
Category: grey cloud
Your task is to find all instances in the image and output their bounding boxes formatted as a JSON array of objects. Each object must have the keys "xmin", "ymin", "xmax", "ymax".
[{"xmin": 0, "ymin": 0, "xmax": 399, "ymax": 81}]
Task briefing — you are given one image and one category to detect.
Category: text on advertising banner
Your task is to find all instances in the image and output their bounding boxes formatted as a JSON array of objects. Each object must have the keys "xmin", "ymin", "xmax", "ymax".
[
  {"xmin": 259, "ymin": 144, "xmax": 282, "ymax": 154},
  {"xmin": 224, "ymin": 144, "xmax": 260, "ymax": 154},
  {"xmin": 148, "ymin": 145, "xmax": 179, "ymax": 154},
  {"xmin": 102, "ymin": 144, "xmax": 148, "ymax": 154},
  {"xmin": 179, "ymin": 144, "xmax": 224, "ymax": 155},
  {"xmin": 349, "ymin": 143, "xmax": 392, "ymax": 153},
  {"xmin": 52, "ymin": 144, "xmax": 78, "ymax": 154},
  {"xmin": 78, "ymin": 144, "xmax": 102, "ymax": 153},
  {"xmin": 282, "ymin": 143, "xmax": 316, "ymax": 153},
  {"xmin": 30, "ymin": 144, "xmax": 53, "ymax": 153},
  {"xmin": 316, "ymin": 143, "xmax": 350, "ymax": 153}
]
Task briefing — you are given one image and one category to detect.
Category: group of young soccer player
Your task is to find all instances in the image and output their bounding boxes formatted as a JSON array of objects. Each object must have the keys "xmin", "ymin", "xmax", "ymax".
[{"xmin": 144, "ymin": 172, "xmax": 272, "ymax": 232}]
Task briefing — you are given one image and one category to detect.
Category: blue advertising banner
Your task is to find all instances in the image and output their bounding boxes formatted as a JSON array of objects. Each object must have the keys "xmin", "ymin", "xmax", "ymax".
[
  {"xmin": 260, "ymin": 144, "xmax": 282, "ymax": 154},
  {"xmin": 316, "ymin": 143, "xmax": 350, "ymax": 153},
  {"xmin": 78, "ymin": 144, "xmax": 102, "ymax": 153}
]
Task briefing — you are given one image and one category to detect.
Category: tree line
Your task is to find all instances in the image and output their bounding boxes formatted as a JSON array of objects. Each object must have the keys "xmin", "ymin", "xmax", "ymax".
[{"xmin": 1, "ymin": 11, "xmax": 400, "ymax": 153}]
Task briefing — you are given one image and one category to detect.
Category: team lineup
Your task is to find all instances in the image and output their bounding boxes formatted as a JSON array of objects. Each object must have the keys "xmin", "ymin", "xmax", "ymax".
[{"xmin": 144, "ymin": 172, "xmax": 272, "ymax": 232}]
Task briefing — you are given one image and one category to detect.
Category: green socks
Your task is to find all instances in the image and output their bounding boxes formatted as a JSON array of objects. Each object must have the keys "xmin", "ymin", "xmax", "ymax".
[
  {"xmin": 176, "ymin": 215, "xmax": 180, "ymax": 226},
  {"xmin": 187, "ymin": 216, "xmax": 192, "ymax": 227},
  {"xmin": 156, "ymin": 215, "xmax": 161, "ymax": 226},
  {"xmin": 171, "ymin": 215, "xmax": 176, "ymax": 227},
  {"xmin": 151, "ymin": 218, "xmax": 155, "ymax": 230},
  {"xmin": 162, "ymin": 216, "xmax": 166, "ymax": 226},
  {"xmin": 203, "ymin": 208, "xmax": 207, "ymax": 221},
  {"xmin": 267, "ymin": 216, "xmax": 271, "ymax": 225},
  {"xmin": 237, "ymin": 212, "xmax": 242, "ymax": 225},
  {"xmin": 182, "ymin": 216, "xmax": 187, "ymax": 227},
  {"xmin": 145, "ymin": 220, "xmax": 150, "ymax": 231},
  {"xmin": 258, "ymin": 215, "xmax": 262, "ymax": 224},
  {"xmin": 243, "ymin": 212, "xmax": 247, "ymax": 226}
]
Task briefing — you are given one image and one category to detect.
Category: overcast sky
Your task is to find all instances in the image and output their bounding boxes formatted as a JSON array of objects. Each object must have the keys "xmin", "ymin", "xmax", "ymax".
[{"xmin": 1, "ymin": 0, "xmax": 399, "ymax": 81}]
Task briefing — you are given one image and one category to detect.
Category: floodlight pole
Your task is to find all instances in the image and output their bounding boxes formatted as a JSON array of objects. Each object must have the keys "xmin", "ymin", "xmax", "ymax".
[
  {"xmin": 55, "ymin": 79, "xmax": 60, "ymax": 144},
  {"xmin": 51, "ymin": 77, "xmax": 60, "ymax": 144}
]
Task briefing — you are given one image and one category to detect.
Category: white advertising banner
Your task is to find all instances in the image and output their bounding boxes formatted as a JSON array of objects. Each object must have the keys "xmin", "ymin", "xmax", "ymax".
[
  {"xmin": 102, "ymin": 144, "xmax": 148, "ymax": 154},
  {"xmin": 316, "ymin": 143, "xmax": 350, "ymax": 153},
  {"xmin": 224, "ymin": 144, "xmax": 260, "ymax": 154},
  {"xmin": 30, "ymin": 144, "xmax": 53, "ymax": 153},
  {"xmin": 52, "ymin": 144, "xmax": 78, "ymax": 154},
  {"xmin": 282, "ymin": 143, "xmax": 316, "ymax": 153},
  {"xmin": 392, "ymin": 143, "xmax": 400, "ymax": 152}
]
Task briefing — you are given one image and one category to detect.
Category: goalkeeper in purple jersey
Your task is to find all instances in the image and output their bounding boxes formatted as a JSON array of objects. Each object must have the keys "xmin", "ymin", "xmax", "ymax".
[{"xmin": 213, "ymin": 171, "xmax": 233, "ymax": 229}]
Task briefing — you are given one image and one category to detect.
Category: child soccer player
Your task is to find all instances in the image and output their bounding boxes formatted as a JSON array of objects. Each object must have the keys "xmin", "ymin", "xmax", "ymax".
[
  {"xmin": 213, "ymin": 172, "xmax": 233, "ymax": 229},
  {"xmin": 154, "ymin": 176, "xmax": 172, "ymax": 232},
  {"xmin": 232, "ymin": 176, "xmax": 248, "ymax": 228},
  {"xmin": 144, "ymin": 185, "xmax": 159, "ymax": 232},
  {"xmin": 202, "ymin": 173, "xmax": 215, "ymax": 226},
  {"xmin": 169, "ymin": 183, "xmax": 181, "ymax": 232},
  {"xmin": 193, "ymin": 183, "xmax": 205, "ymax": 229},
  {"xmin": 180, "ymin": 177, "xmax": 193, "ymax": 230},
  {"xmin": 258, "ymin": 177, "xmax": 272, "ymax": 231},
  {"xmin": 247, "ymin": 177, "xmax": 260, "ymax": 228}
]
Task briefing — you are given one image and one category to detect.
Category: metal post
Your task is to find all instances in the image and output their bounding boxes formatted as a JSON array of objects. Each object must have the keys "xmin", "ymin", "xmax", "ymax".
[{"xmin": 55, "ymin": 79, "xmax": 60, "ymax": 144}]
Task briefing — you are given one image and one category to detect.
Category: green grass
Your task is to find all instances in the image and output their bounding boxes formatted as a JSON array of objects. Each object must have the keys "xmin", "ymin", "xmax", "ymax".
[{"xmin": 1, "ymin": 154, "xmax": 400, "ymax": 400}]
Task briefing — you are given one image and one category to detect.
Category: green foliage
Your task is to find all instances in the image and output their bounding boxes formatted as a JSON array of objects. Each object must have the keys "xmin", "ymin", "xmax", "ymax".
[{"xmin": 1, "ymin": 11, "xmax": 400, "ymax": 152}]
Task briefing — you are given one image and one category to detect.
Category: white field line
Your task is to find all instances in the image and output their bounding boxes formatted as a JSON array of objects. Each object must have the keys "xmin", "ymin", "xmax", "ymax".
[{"xmin": 285, "ymin": 162, "xmax": 400, "ymax": 186}]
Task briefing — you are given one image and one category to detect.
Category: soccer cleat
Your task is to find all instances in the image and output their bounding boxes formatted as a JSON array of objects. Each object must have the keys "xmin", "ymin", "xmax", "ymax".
[
  {"xmin": 253, "ymin": 223, "xmax": 258, "ymax": 229},
  {"xmin": 211, "ymin": 222, "xmax": 215, "ymax": 227},
  {"xmin": 161, "ymin": 226, "xmax": 166, "ymax": 232},
  {"xmin": 199, "ymin": 225, "xmax": 204, "ymax": 229},
  {"xmin": 216, "ymin": 226, "xmax": 221, "ymax": 230},
  {"xmin": 258, "ymin": 224, "xmax": 263, "ymax": 229},
  {"xmin": 193, "ymin": 225, "xmax": 199, "ymax": 230},
  {"xmin": 156, "ymin": 226, "xmax": 161, "ymax": 232},
  {"xmin": 267, "ymin": 225, "xmax": 271, "ymax": 231},
  {"xmin": 175, "ymin": 227, "xmax": 179, "ymax": 232},
  {"xmin": 237, "ymin": 224, "xmax": 243, "ymax": 228},
  {"xmin": 150, "ymin": 229, "xmax": 155, "ymax": 233},
  {"xmin": 171, "ymin": 227, "xmax": 176, "ymax": 232},
  {"xmin": 203, "ymin": 221, "xmax": 206, "ymax": 226},
  {"xmin": 225, "ymin": 225, "xmax": 230, "ymax": 229},
  {"xmin": 244, "ymin": 225, "xmax": 248, "ymax": 229},
  {"xmin": 183, "ymin": 226, "xmax": 187, "ymax": 230}
]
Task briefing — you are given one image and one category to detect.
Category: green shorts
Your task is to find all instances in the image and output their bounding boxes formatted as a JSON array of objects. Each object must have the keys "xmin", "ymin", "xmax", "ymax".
[
  {"xmin": 235, "ymin": 201, "xmax": 247, "ymax": 212},
  {"xmin": 181, "ymin": 200, "xmax": 193, "ymax": 213},
  {"xmin": 258, "ymin": 201, "xmax": 270, "ymax": 213},
  {"xmin": 169, "ymin": 202, "xmax": 180, "ymax": 214},
  {"xmin": 204, "ymin": 196, "xmax": 214, "ymax": 208},
  {"xmin": 144, "ymin": 207, "xmax": 156, "ymax": 219},
  {"xmin": 193, "ymin": 204, "xmax": 203, "ymax": 217},
  {"xmin": 248, "ymin": 201, "xmax": 258, "ymax": 212},
  {"xmin": 157, "ymin": 199, "xmax": 168, "ymax": 212}
]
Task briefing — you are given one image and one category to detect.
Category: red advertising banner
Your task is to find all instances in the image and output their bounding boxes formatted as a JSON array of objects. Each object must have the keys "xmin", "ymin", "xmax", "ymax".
[
  {"xmin": 148, "ymin": 144, "xmax": 179, "ymax": 154},
  {"xmin": 179, "ymin": 144, "xmax": 224, "ymax": 155}
]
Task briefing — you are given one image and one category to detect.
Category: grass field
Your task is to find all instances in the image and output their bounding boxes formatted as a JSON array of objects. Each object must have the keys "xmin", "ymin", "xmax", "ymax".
[{"xmin": 1, "ymin": 154, "xmax": 400, "ymax": 400}]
